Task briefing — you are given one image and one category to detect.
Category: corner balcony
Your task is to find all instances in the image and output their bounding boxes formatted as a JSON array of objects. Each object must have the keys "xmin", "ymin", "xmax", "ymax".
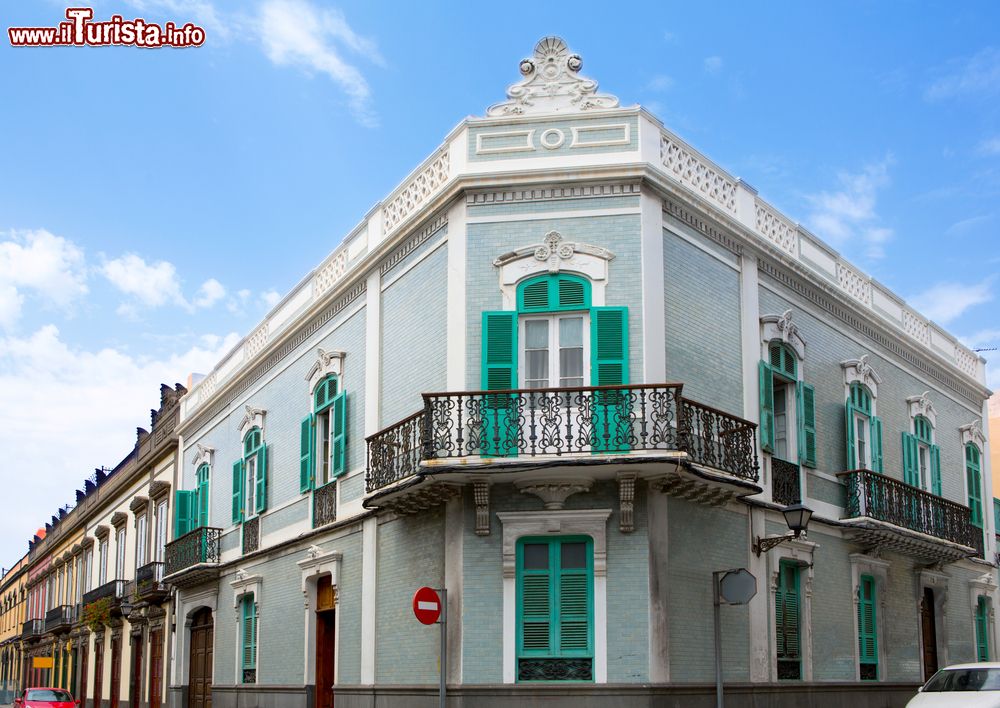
[
  {"xmin": 44, "ymin": 605, "xmax": 75, "ymax": 634},
  {"xmin": 838, "ymin": 469, "xmax": 977, "ymax": 563},
  {"xmin": 21, "ymin": 619, "xmax": 42, "ymax": 641},
  {"xmin": 365, "ymin": 383, "xmax": 760, "ymax": 513},
  {"xmin": 163, "ymin": 526, "xmax": 222, "ymax": 588}
]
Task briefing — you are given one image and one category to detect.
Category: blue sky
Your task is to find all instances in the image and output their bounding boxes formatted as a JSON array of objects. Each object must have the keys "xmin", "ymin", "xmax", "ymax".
[{"xmin": 1, "ymin": 0, "xmax": 998, "ymax": 568}]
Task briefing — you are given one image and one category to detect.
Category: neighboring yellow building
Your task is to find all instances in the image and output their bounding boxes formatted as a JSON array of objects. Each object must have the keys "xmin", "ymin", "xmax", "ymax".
[
  {"xmin": 990, "ymin": 392, "xmax": 1000, "ymax": 525},
  {"xmin": 0, "ymin": 552, "xmax": 30, "ymax": 701}
]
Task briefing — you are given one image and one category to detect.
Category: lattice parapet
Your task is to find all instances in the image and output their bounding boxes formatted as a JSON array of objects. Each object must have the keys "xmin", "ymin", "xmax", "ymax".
[
  {"xmin": 196, "ymin": 373, "xmax": 218, "ymax": 405},
  {"xmin": 660, "ymin": 134, "xmax": 736, "ymax": 213},
  {"xmin": 245, "ymin": 322, "xmax": 269, "ymax": 361},
  {"xmin": 754, "ymin": 200, "xmax": 797, "ymax": 256},
  {"xmin": 954, "ymin": 344, "xmax": 978, "ymax": 378},
  {"xmin": 902, "ymin": 308, "xmax": 931, "ymax": 346},
  {"xmin": 313, "ymin": 250, "xmax": 349, "ymax": 300},
  {"xmin": 836, "ymin": 262, "xmax": 873, "ymax": 307},
  {"xmin": 382, "ymin": 151, "xmax": 450, "ymax": 234}
]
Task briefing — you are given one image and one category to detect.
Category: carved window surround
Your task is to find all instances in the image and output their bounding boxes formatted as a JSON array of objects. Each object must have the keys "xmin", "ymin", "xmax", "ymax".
[
  {"xmin": 306, "ymin": 349, "xmax": 345, "ymax": 395},
  {"xmin": 493, "ymin": 230, "xmax": 614, "ymax": 310},
  {"xmin": 297, "ymin": 545, "xmax": 342, "ymax": 687},
  {"xmin": 192, "ymin": 444, "xmax": 214, "ymax": 470},
  {"xmin": 761, "ymin": 310, "xmax": 806, "ymax": 361},
  {"xmin": 907, "ymin": 392, "xmax": 937, "ymax": 429},
  {"xmin": 110, "ymin": 512, "xmax": 128, "ymax": 529},
  {"xmin": 849, "ymin": 553, "xmax": 890, "ymax": 681},
  {"xmin": 497, "ymin": 509, "xmax": 611, "ymax": 685},
  {"xmin": 230, "ymin": 569, "xmax": 262, "ymax": 610},
  {"xmin": 841, "ymin": 355, "xmax": 882, "ymax": 399},
  {"xmin": 129, "ymin": 496, "xmax": 149, "ymax": 515},
  {"xmin": 970, "ymin": 574, "xmax": 997, "ymax": 661},
  {"xmin": 238, "ymin": 406, "xmax": 266, "ymax": 440},
  {"xmin": 767, "ymin": 537, "xmax": 816, "ymax": 681},
  {"xmin": 960, "ymin": 422, "xmax": 987, "ymax": 452}
]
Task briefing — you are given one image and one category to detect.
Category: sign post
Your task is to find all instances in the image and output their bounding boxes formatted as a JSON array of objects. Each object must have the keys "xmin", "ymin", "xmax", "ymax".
[
  {"xmin": 413, "ymin": 586, "xmax": 447, "ymax": 708},
  {"xmin": 712, "ymin": 568, "xmax": 757, "ymax": 708}
]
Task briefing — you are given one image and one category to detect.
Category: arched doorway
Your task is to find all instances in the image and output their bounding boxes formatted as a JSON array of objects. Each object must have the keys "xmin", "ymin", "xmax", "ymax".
[
  {"xmin": 188, "ymin": 609, "xmax": 213, "ymax": 708},
  {"xmin": 920, "ymin": 587, "xmax": 939, "ymax": 679}
]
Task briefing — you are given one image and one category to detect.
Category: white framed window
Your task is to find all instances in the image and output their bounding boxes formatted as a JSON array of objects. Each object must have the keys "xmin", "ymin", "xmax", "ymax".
[
  {"xmin": 154, "ymin": 499, "xmax": 168, "ymax": 563},
  {"xmin": 115, "ymin": 527, "xmax": 126, "ymax": 580},
  {"xmin": 316, "ymin": 405, "xmax": 334, "ymax": 487},
  {"xmin": 519, "ymin": 313, "xmax": 589, "ymax": 389},
  {"xmin": 98, "ymin": 539, "xmax": 108, "ymax": 585},
  {"xmin": 135, "ymin": 513, "xmax": 148, "ymax": 568},
  {"xmin": 245, "ymin": 454, "xmax": 257, "ymax": 519}
]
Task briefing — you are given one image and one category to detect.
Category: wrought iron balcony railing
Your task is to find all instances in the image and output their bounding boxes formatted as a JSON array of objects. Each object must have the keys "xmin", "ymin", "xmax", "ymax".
[
  {"xmin": 20, "ymin": 619, "xmax": 42, "ymax": 640},
  {"xmin": 133, "ymin": 561, "xmax": 167, "ymax": 601},
  {"xmin": 772, "ymin": 458, "xmax": 801, "ymax": 506},
  {"xmin": 44, "ymin": 605, "xmax": 75, "ymax": 633},
  {"xmin": 164, "ymin": 526, "xmax": 222, "ymax": 576},
  {"xmin": 839, "ymin": 469, "xmax": 976, "ymax": 549},
  {"xmin": 242, "ymin": 517, "xmax": 260, "ymax": 555},
  {"xmin": 313, "ymin": 481, "xmax": 337, "ymax": 528},
  {"xmin": 82, "ymin": 579, "xmax": 126, "ymax": 607},
  {"xmin": 367, "ymin": 383, "xmax": 759, "ymax": 493}
]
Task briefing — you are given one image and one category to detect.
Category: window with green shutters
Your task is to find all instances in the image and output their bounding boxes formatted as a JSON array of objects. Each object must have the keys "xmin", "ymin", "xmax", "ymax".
[
  {"xmin": 775, "ymin": 561, "xmax": 802, "ymax": 680},
  {"xmin": 300, "ymin": 375, "xmax": 348, "ymax": 493},
  {"xmin": 967, "ymin": 444, "xmax": 983, "ymax": 527},
  {"xmin": 903, "ymin": 415, "xmax": 940, "ymax": 494},
  {"xmin": 233, "ymin": 427, "xmax": 267, "ymax": 524},
  {"xmin": 759, "ymin": 342, "xmax": 815, "ymax": 467},
  {"xmin": 481, "ymin": 274, "xmax": 628, "ymax": 457},
  {"xmin": 195, "ymin": 464, "xmax": 210, "ymax": 529},
  {"xmin": 516, "ymin": 536, "xmax": 594, "ymax": 682},
  {"xmin": 976, "ymin": 596, "xmax": 990, "ymax": 662},
  {"xmin": 175, "ymin": 465, "xmax": 212, "ymax": 537},
  {"xmin": 857, "ymin": 574, "xmax": 878, "ymax": 681},
  {"xmin": 241, "ymin": 594, "xmax": 257, "ymax": 683},
  {"xmin": 845, "ymin": 383, "xmax": 882, "ymax": 472}
]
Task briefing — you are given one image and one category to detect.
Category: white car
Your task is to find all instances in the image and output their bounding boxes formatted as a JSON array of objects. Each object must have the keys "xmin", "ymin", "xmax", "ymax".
[{"xmin": 907, "ymin": 663, "xmax": 1000, "ymax": 707}]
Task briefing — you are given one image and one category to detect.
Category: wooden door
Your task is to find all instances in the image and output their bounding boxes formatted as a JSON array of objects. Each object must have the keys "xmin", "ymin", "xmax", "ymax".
[
  {"xmin": 921, "ymin": 587, "xmax": 939, "ymax": 680},
  {"xmin": 129, "ymin": 634, "xmax": 143, "ymax": 708},
  {"xmin": 78, "ymin": 644, "xmax": 88, "ymax": 705},
  {"xmin": 109, "ymin": 635, "xmax": 121, "ymax": 708},
  {"xmin": 315, "ymin": 576, "xmax": 336, "ymax": 708},
  {"xmin": 188, "ymin": 609, "xmax": 214, "ymax": 708},
  {"xmin": 148, "ymin": 629, "xmax": 163, "ymax": 708},
  {"xmin": 92, "ymin": 640, "xmax": 103, "ymax": 708}
]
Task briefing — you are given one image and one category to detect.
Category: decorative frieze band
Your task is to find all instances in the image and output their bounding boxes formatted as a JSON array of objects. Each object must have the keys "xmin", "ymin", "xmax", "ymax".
[{"xmin": 467, "ymin": 182, "xmax": 640, "ymax": 206}]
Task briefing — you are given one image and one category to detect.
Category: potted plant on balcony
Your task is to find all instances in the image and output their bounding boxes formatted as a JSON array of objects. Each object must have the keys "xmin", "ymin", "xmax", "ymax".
[{"xmin": 80, "ymin": 597, "xmax": 112, "ymax": 631}]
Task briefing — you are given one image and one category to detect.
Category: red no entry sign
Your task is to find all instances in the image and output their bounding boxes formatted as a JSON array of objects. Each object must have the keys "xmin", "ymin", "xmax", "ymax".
[{"xmin": 412, "ymin": 586, "xmax": 442, "ymax": 625}]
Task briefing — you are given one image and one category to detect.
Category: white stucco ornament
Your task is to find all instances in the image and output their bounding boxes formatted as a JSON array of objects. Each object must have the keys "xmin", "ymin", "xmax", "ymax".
[{"xmin": 487, "ymin": 36, "xmax": 620, "ymax": 116}]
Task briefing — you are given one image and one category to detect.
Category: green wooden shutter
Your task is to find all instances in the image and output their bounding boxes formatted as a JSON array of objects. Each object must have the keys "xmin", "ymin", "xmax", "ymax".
[
  {"xmin": 481, "ymin": 311, "xmax": 518, "ymax": 458},
  {"xmin": 759, "ymin": 361, "xmax": 775, "ymax": 453},
  {"xmin": 994, "ymin": 498, "xmax": 1000, "ymax": 533},
  {"xmin": 870, "ymin": 417, "xmax": 883, "ymax": 473},
  {"xmin": 557, "ymin": 551, "xmax": 592, "ymax": 654},
  {"xmin": 591, "ymin": 307, "xmax": 630, "ymax": 454},
  {"xmin": 255, "ymin": 444, "xmax": 267, "ymax": 514},
  {"xmin": 858, "ymin": 575, "xmax": 878, "ymax": 678},
  {"xmin": 299, "ymin": 414, "xmax": 314, "ymax": 493},
  {"xmin": 845, "ymin": 401, "xmax": 857, "ymax": 469},
  {"xmin": 930, "ymin": 444, "xmax": 942, "ymax": 496},
  {"xmin": 797, "ymin": 382, "xmax": 816, "ymax": 468},
  {"xmin": 902, "ymin": 433, "xmax": 919, "ymax": 487},
  {"xmin": 518, "ymin": 547, "xmax": 552, "ymax": 655},
  {"xmin": 174, "ymin": 490, "xmax": 194, "ymax": 538},
  {"xmin": 776, "ymin": 562, "xmax": 800, "ymax": 666},
  {"xmin": 331, "ymin": 391, "xmax": 347, "ymax": 478},
  {"xmin": 241, "ymin": 596, "xmax": 257, "ymax": 670},
  {"xmin": 968, "ymin": 447, "xmax": 983, "ymax": 527},
  {"xmin": 977, "ymin": 597, "xmax": 990, "ymax": 661},
  {"xmin": 197, "ymin": 472, "xmax": 209, "ymax": 528},
  {"xmin": 231, "ymin": 459, "xmax": 244, "ymax": 524}
]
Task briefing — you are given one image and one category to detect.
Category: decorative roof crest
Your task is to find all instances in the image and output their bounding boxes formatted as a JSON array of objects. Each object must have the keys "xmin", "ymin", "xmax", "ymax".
[{"xmin": 487, "ymin": 36, "xmax": 619, "ymax": 117}]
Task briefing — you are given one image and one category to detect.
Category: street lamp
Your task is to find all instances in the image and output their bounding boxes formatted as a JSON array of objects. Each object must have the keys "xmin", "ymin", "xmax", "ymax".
[{"xmin": 753, "ymin": 502, "xmax": 813, "ymax": 556}]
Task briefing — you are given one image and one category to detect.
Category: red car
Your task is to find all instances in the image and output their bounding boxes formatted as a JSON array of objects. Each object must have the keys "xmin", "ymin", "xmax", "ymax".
[{"xmin": 13, "ymin": 688, "xmax": 79, "ymax": 708}]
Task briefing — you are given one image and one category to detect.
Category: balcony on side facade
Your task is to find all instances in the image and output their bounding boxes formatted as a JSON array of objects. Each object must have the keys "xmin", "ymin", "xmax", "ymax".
[
  {"xmin": 365, "ymin": 383, "xmax": 760, "ymax": 513},
  {"xmin": 838, "ymin": 468, "xmax": 977, "ymax": 563},
  {"xmin": 20, "ymin": 619, "xmax": 42, "ymax": 641},
  {"xmin": 132, "ymin": 561, "xmax": 168, "ymax": 603},
  {"xmin": 163, "ymin": 526, "xmax": 222, "ymax": 588},
  {"xmin": 44, "ymin": 605, "xmax": 75, "ymax": 635}
]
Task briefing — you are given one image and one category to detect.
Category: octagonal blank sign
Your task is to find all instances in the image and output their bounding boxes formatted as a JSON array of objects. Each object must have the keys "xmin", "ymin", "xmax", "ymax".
[{"xmin": 719, "ymin": 568, "xmax": 757, "ymax": 605}]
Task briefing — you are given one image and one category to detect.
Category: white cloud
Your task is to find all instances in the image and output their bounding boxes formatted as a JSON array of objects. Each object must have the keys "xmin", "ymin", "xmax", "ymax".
[
  {"xmin": 646, "ymin": 75, "xmax": 674, "ymax": 92},
  {"xmin": 704, "ymin": 56, "xmax": 723, "ymax": 74},
  {"xmin": 193, "ymin": 278, "xmax": 226, "ymax": 308},
  {"xmin": 925, "ymin": 47, "xmax": 1000, "ymax": 101},
  {"xmin": 101, "ymin": 253, "xmax": 186, "ymax": 309},
  {"xmin": 910, "ymin": 277, "xmax": 994, "ymax": 325},
  {"xmin": 257, "ymin": 0, "xmax": 380, "ymax": 126},
  {"xmin": 945, "ymin": 214, "xmax": 993, "ymax": 237},
  {"xmin": 978, "ymin": 137, "xmax": 1000, "ymax": 155},
  {"xmin": 0, "ymin": 325, "xmax": 240, "ymax": 564},
  {"xmin": 260, "ymin": 289, "xmax": 282, "ymax": 308},
  {"xmin": 805, "ymin": 158, "xmax": 894, "ymax": 259},
  {"xmin": 0, "ymin": 229, "xmax": 88, "ymax": 327}
]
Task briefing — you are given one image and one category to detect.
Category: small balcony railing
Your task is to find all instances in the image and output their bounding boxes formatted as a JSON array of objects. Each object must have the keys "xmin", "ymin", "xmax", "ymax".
[
  {"xmin": 242, "ymin": 516, "xmax": 260, "ymax": 555},
  {"xmin": 164, "ymin": 526, "xmax": 222, "ymax": 576},
  {"xmin": 839, "ymin": 469, "xmax": 976, "ymax": 549},
  {"xmin": 367, "ymin": 383, "xmax": 758, "ymax": 493},
  {"xmin": 44, "ymin": 605, "xmax": 75, "ymax": 634},
  {"xmin": 82, "ymin": 579, "xmax": 126, "ymax": 607},
  {"xmin": 133, "ymin": 561, "xmax": 167, "ymax": 601},
  {"xmin": 772, "ymin": 458, "xmax": 801, "ymax": 506},
  {"xmin": 313, "ymin": 481, "xmax": 337, "ymax": 528},
  {"xmin": 20, "ymin": 619, "xmax": 42, "ymax": 640}
]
